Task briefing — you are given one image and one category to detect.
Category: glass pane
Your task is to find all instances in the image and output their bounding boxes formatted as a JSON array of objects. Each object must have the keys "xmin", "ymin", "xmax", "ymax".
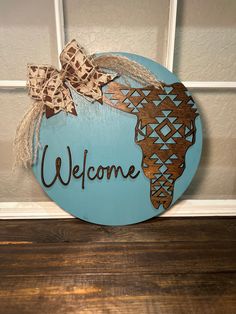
[
  {"xmin": 174, "ymin": 0, "xmax": 236, "ymax": 81},
  {"xmin": 183, "ymin": 89, "xmax": 236, "ymax": 199},
  {"xmin": 64, "ymin": 0, "xmax": 169, "ymax": 65},
  {"xmin": 0, "ymin": 0, "xmax": 58, "ymax": 80},
  {"xmin": 0, "ymin": 90, "xmax": 48, "ymax": 201}
]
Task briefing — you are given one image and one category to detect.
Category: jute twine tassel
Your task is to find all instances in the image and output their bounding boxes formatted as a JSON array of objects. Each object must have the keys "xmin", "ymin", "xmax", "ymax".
[
  {"xmin": 13, "ymin": 101, "xmax": 44, "ymax": 168},
  {"xmin": 93, "ymin": 54, "xmax": 163, "ymax": 89}
]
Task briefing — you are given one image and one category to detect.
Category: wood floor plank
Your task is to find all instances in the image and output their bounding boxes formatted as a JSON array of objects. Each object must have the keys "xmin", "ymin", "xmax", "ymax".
[
  {"xmin": 0, "ymin": 218, "xmax": 235, "ymax": 313},
  {"xmin": 0, "ymin": 217, "xmax": 235, "ymax": 244},
  {"xmin": 0, "ymin": 273, "xmax": 235, "ymax": 314},
  {"xmin": 0, "ymin": 241, "xmax": 235, "ymax": 276}
]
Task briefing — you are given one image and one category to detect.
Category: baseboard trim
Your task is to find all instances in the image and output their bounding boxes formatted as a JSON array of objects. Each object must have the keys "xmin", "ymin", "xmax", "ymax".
[{"xmin": 0, "ymin": 200, "xmax": 235, "ymax": 219}]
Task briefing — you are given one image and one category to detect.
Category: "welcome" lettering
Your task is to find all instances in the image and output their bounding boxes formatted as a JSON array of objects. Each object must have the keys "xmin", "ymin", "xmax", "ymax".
[{"xmin": 41, "ymin": 145, "xmax": 140, "ymax": 189}]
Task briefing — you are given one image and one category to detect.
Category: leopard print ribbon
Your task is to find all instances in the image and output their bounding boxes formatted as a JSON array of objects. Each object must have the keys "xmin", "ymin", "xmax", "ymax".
[{"xmin": 27, "ymin": 39, "xmax": 116, "ymax": 118}]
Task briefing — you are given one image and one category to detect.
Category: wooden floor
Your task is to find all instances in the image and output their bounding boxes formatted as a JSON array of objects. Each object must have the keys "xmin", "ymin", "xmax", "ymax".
[{"xmin": 0, "ymin": 218, "xmax": 235, "ymax": 314}]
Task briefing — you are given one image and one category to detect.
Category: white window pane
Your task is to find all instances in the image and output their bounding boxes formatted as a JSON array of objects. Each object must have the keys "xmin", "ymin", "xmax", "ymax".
[
  {"xmin": 183, "ymin": 90, "xmax": 236, "ymax": 199},
  {"xmin": 64, "ymin": 0, "xmax": 169, "ymax": 64},
  {"xmin": 0, "ymin": 90, "xmax": 48, "ymax": 201},
  {"xmin": 174, "ymin": 0, "xmax": 236, "ymax": 81},
  {"xmin": 0, "ymin": 0, "xmax": 58, "ymax": 80}
]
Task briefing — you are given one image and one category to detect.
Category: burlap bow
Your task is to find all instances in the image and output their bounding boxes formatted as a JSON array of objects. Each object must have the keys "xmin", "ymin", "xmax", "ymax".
[
  {"xmin": 15, "ymin": 39, "xmax": 163, "ymax": 167},
  {"xmin": 28, "ymin": 39, "xmax": 116, "ymax": 118}
]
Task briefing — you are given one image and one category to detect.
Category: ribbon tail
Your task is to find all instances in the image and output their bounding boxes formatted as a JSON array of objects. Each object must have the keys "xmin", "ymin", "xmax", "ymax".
[{"xmin": 13, "ymin": 101, "xmax": 44, "ymax": 168}]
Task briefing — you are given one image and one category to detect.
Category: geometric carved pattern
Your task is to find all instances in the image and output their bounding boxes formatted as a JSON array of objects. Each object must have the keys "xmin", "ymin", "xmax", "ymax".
[{"xmin": 104, "ymin": 82, "xmax": 199, "ymax": 210}]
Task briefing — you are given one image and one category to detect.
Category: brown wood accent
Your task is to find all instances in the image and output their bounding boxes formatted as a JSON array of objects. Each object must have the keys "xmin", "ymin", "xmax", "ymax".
[
  {"xmin": 0, "ymin": 218, "xmax": 235, "ymax": 243},
  {"xmin": 0, "ymin": 217, "xmax": 235, "ymax": 313},
  {"xmin": 104, "ymin": 82, "xmax": 199, "ymax": 210}
]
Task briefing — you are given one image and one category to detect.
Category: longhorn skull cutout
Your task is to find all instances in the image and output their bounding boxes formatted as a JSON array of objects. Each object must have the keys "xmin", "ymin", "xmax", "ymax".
[{"xmin": 104, "ymin": 82, "xmax": 198, "ymax": 210}]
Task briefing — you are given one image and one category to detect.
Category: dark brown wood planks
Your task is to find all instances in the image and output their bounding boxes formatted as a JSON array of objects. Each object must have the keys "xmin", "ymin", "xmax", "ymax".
[{"xmin": 0, "ymin": 217, "xmax": 235, "ymax": 314}]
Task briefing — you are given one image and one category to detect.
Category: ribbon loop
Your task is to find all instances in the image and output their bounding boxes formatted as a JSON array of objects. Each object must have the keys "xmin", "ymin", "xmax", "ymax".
[
  {"xmin": 27, "ymin": 65, "xmax": 58, "ymax": 101},
  {"xmin": 60, "ymin": 39, "xmax": 116, "ymax": 104},
  {"xmin": 42, "ymin": 73, "xmax": 77, "ymax": 118},
  {"xmin": 27, "ymin": 39, "xmax": 117, "ymax": 119}
]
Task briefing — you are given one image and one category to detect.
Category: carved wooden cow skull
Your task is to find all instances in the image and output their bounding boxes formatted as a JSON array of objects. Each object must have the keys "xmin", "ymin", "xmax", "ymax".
[{"xmin": 104, "ymin": 82, "xmax": 198, "ymax": 209}]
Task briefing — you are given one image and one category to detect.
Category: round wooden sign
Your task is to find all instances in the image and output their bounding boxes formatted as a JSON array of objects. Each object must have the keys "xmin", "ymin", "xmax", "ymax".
[{"xmin": 33, "ymin": 53, "xmax": 202, "ymax": 225}]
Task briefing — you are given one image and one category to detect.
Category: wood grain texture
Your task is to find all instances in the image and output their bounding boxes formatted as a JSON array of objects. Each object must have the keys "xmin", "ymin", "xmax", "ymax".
[
  {"xmin": 0, "ymin": 242, "xmax": 236, "ymax": 276},
  {"xmin": 0, "ymin": 274, "xmax": 235, "ymax": 314},
  {"xmin": 0, "ymin": 218, "xmax": 235, "ymax": 313},
  {"xmin": 0, "ymin": 217, "xmax": 235, "ymax": 243}
]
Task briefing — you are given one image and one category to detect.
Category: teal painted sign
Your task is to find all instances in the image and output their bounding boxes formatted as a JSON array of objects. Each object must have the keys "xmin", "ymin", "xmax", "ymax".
[{"xmin": 33, "ymin": 53, "xmax": 202, "ymax": 226}]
